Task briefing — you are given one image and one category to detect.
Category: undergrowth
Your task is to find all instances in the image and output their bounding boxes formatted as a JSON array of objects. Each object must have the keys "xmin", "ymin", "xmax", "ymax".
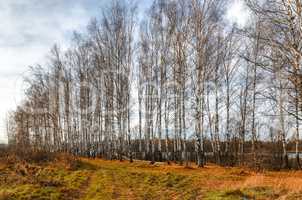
[{"xmin": 0, "ymin": 155, "xmax": 300, "ymax": 200}]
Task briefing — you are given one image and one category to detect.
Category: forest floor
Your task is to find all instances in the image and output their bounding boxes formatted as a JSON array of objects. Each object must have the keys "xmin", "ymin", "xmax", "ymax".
[{"xmin": 0, "ymin": 157, "xmax": 302, "ymax": 200}]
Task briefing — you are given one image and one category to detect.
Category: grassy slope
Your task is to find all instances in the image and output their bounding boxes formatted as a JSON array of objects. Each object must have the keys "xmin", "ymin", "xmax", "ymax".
[{"xmin": 1, "ymin": 158, "xmax": 302, "ymax": 200}]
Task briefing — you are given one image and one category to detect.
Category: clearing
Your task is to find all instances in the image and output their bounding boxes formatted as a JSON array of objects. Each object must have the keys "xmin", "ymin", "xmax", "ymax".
[{"xmin": 0, "ymin": 157, "xmax": 302, "ymax": 199}]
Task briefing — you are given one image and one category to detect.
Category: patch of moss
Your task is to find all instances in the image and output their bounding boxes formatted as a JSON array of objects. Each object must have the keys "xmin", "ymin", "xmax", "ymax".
[
  {"xmin": 205, "ymin": 187, "xmax": 279, "ymax": 200},
  {"xmin": 0, "ymin": 184, "xmax": 61, "ymax": 200},
  {"xmin": 63, "ymin": 170, "xmax": 89, "ymax": 189},
  {"xmin": 204, "ymin": 189, "xmax": 248, "ymax": 200}
]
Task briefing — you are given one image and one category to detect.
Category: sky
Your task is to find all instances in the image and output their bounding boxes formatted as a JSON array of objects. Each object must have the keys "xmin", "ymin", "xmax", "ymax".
[{"xmin": 0, "ymin": 0, "xmax": 248, "ymax": 143}]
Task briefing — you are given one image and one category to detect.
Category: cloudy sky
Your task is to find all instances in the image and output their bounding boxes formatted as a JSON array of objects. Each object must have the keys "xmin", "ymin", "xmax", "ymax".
[{"xmin": 0, "ymin": 0, "xmax": 248, "ymax": 142}]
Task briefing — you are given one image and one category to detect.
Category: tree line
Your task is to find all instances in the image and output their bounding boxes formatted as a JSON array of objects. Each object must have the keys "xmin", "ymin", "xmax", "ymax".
[{"xmin": 6, "ymin": 0, "xmax": 302, "ymax": 169}]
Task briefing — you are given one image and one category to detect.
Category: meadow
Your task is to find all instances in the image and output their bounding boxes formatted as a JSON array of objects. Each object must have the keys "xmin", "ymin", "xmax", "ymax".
[{"xmin": 0, "ymin": 155, "xmax": 301, "ymax": 200}]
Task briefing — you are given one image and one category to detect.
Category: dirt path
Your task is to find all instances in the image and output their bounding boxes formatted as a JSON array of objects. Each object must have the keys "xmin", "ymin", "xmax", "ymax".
[
  {"xmin": 80, "ymin": 165, "xmax": 137, "ymax": 200},
  {"xmin": 78, "ymin": 172, "xmax": 93, "ymax": 200}
]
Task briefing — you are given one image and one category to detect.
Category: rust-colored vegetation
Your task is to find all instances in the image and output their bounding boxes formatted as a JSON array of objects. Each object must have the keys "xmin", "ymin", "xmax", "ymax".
[{"xmin": 0, "ymin": 154, "xmax": 302, "ymax": 200}]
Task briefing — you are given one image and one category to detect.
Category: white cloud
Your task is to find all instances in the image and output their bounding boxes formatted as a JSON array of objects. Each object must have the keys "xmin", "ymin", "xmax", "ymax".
[
  {"xmin": 0, "ymin": 0, "xmax": 102, "ymax": 142},
  {"xmin": 226, "ymin": 0, "xmax": 250, "ymax": 28}
]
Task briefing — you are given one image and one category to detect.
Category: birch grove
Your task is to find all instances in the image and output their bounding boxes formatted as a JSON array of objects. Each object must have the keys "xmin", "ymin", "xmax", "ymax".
[{"xmin": 7, "ymin": 0, "xmax": 302, "ymax": 169}]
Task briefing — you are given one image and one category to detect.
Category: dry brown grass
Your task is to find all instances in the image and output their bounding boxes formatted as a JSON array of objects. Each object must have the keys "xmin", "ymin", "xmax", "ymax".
[{"xmin": 1, "ymin": 157, "xmax": 302, "ymax": 199}]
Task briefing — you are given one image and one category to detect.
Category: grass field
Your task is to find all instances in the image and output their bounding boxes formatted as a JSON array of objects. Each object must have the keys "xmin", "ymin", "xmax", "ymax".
[{"xmin": 0, "ymin": 157, "xmax": 302, "ymax": 200}]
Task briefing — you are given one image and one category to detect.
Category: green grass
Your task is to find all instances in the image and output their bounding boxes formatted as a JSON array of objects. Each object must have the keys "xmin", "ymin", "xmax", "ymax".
[
  {"xmin": 83, "ymin": 163, "xmax": 199, "ymax": 200},
  {"xmin": 0, "ymin": 159, "xmax": 91, "ymax": 200},
  {"xmin": 0, "ymin": 159, "xmax": 297, "ymax": 199},
  {"xmin": 0, "ymin": 184, "xmax": 61, "ymax": 200},
  {"xmin": 204, "ymin": 187, "xmax": 280, "ymax": 200}
]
